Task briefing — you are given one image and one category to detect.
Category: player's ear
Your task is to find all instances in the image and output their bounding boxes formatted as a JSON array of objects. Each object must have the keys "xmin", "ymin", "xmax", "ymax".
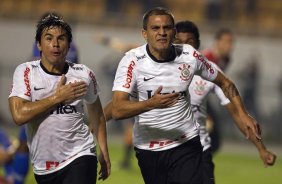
[
  {"xmin": 37, "ymin": 41, "xmax": 42, "ymax": 52},
  {"xmin": 142, "ymin": 29, "xmax": 148, "ymax": 41}
]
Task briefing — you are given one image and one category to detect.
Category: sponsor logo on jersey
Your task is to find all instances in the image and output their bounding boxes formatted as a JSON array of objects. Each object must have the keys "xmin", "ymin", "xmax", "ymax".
[
  {"xmin": 122, "ymin": 60, "xmax": 136, "ymax": 88},
  {"xmin": 50, "ymin": 104, "xmax": 77, "ymax": 114},
  {"xmin": 89, "ymin": 71, "xmax": 97, "ymax": 94},
  {"xmin": 146, "ymin": 90, "xmax": 187, "ymax": 99},
  {"xmin": 149, "ymin": 134, "xmax": 187, "ymax": 148},
  {"xmin": 194, "ymin": 80, "xmax": 207, "ymax": 95},
  {"xmin": 178, "ymin": 64, "xmax": 192, "ymax": 81},
  {"xmin": 24, "ymin": 67, "xmax": 31, "ymax": 97},
  {"xmin": 193, "ymin": 51, "xmax": 215, "ymax": 74},
  {"xmin": 136, "ymin": 54, "xmax": 146, "ymax": 61}
]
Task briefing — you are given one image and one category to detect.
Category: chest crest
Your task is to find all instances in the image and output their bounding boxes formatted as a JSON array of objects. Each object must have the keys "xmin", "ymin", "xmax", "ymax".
[{"xmin": 178, "ymin": 64, "xmax": 192, "ymax": 81}]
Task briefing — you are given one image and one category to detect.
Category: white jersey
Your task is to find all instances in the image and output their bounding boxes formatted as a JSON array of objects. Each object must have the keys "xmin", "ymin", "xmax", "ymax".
[
  {"xmin": 189, "ymin": 74, "xmax": 230, "ymax": 151},
  {"xmin": 113, "ymin": 44, "xmax": 218, "ymax": 151},
  {"xmin": 9, "ymin": 60, "xmax": 100, "ymax": 175}
]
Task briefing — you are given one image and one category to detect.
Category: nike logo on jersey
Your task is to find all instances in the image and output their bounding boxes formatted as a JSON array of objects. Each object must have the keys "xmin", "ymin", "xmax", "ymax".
[
  {"xmin": 34, "ymin": 87, "xmax": 45, "ymax": 91},
  {"xmin": 143, "ymin": 77, "xmax": 155, "ymax": 81}
]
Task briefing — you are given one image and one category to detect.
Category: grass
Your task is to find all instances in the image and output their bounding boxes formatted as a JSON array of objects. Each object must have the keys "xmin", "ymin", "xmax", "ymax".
[{"xmin": 14, "ymin": 142, "xmax": 282, "ymax": 184}]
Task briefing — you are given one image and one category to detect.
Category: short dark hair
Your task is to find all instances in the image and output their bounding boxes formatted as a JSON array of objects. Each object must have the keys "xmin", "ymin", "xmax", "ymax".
[
  {"xmin": 175, "ymin": 20, "xmax": 200, "ymax": 49},
  {"xmin": 35, "ymin": 11, "xmax": 72, "ymax": 44},
  {"xmin": 142, "ymin": 7, "xmax": 175, "ymax": 30},
  {"xmin": 215, "ymin": 28, "xmax": 232, "ymax": 40}
]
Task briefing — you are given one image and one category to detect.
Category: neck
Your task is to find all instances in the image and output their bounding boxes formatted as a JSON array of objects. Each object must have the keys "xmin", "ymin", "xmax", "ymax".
[
  {"xmin": 40, "ymin": 59, "xmax": 67, "ymax": 75},
  {"xmin": 148, "ymin": 45, "xmax": 173, "ymax": 61}
]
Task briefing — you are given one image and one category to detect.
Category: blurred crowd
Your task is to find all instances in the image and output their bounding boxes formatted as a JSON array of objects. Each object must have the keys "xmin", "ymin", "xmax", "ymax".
[{"xmin": 0, "ymin": 0, "xmax": 281, "ymax": 36}]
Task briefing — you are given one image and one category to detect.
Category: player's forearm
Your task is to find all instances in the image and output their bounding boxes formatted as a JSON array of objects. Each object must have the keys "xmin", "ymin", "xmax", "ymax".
[
  {"xmin": 9, "ymin": 95, "xmax": 62, "ymax": 125},
  {"xmin": 103, "ymin": 101, "xmax": 113, "ymax": 121},
  {"xmin": 217, "ymin": 75, "xmax": 248, "ymax": 116},
  {"xmin": 112, "ymin": 99, "xmax": 153, "ymax": 120},
  {"xmin": 97, "ymin": 120, "xmax": 109, "ymax": 156},
  {"xmin": 228, "ymin": 106, "xmax": 266, "ymax": 152}
]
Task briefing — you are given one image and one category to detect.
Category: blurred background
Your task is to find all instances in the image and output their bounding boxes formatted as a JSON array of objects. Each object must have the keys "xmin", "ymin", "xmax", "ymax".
[{"xmin": 0, "ymin": 0, "xmax": 281, "ymax": 183}]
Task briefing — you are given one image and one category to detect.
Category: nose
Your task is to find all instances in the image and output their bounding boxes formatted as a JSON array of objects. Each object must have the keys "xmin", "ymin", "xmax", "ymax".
[
  {"xmin": 159, "ymin": 28, "xmax": 167, "ymax": 36},
  {"xmin": 52, "ymin": 39, "xmax": 59, "ymax": 48}
]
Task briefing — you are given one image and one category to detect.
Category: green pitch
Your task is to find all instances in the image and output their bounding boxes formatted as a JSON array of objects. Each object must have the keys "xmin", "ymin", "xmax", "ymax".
[{"xmin": 21, "ymin": 143, "xmax": 281, "ymax": 184}]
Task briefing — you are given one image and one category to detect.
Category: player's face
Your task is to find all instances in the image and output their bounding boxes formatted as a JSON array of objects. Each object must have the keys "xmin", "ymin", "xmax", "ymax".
[
  {"xmin": 175, "ymin": 32, "xmax": 197, "ymax": 48},
  {"xmin": 38, "ymin": 26, "xmax": 69, "ymax": 65},
  {"xmin": 142, "ymin": 15, "xmax": 175, "ymax": 53},
  {"xmin": 217, "ymin": 33, "xmax": 233, "ymax": 57}
]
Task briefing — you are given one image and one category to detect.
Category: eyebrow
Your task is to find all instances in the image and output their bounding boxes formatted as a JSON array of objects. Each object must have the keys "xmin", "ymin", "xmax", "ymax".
[{"xmin": 43, "ymin": 32, "xmax": 67, "ymax": 38}]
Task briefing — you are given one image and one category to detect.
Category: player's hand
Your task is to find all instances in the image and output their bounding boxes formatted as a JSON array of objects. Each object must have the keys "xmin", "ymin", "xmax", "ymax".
[
  {"xmin": 149, "ymin": 86, "xmax": 180, "ymax": 108},
  {"xmin": 55, "ymin": 75, "xmax": 87, "ymax": 103},
  {"xmin": 259, "ymin": 149, "xmax": 276, "ymax": 167},
  {"xmin": 98, "ymin": 152, "xmax": 111, "ymax": 180},
  {"xmin": 242, "ymin": 114, "xmax": 261, "ymax": 140}
]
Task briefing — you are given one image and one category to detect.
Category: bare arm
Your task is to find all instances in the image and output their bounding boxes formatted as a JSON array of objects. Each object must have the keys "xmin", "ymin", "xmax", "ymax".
[
  {"xmin": 0, "ymin": 148, "xmax": 14, "ymax": 164},
  {"xmin": 225, "ymin": 103, "xmax": 276, "ymax": 166},
  {"xmin": 9, "ymin": 75, "xmax": 87, "ymax": 125},
  {"xmin": 87, "ymin": 96, "xmax": 111, "ymax": 180},
  {"xmin": 103, "ymin": 101, "xmax": 113, "ymax": 121},
  {"xmin": 112, "ymin": 86, "xmax": 179, "ymax": 120},
  {"xmin": 213, "ymin": 71, "xmax": 261, "ymax": 139}
]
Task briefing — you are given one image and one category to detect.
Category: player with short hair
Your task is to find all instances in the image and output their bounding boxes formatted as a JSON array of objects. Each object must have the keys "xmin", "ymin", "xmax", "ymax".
[
  {"xmin": 8, "ymin": 12, "xmax": 110, "ymax": 184},
  {"xmin": 175, "ymin": 20, "xmax": 276, "ymax": 184},
  {"xmin": 111, "ymin": 7, "xmax": 260, "ymax": 184}
]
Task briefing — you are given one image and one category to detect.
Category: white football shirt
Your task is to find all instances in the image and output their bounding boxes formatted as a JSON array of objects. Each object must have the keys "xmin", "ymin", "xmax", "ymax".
[
  {"xmin": 189, "ymin": 74, "xmax": 230, "ymax": 151},
  {"xmin": 113, "ymin": 44, "xmax": 218, "ymax": 151},
  {"xmin": 9, "ymin": 60, "xmax": 100, "ymax": 175}
]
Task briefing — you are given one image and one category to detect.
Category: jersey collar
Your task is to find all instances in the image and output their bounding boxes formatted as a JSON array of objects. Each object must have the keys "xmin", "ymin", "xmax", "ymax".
[
  {"xmin": 146, "ymin": 44, "xmax": 176, "ymax": 63},
  {"xmin": 40, "ymin": 61, "xmax": 69, "ymax": 76}
]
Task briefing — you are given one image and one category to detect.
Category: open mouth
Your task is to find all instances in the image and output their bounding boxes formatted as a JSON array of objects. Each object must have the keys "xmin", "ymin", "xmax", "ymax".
[
  {"xmin": 157, "ymin": 39, "xmax": 168, "ymax": 43},
  {"xmin": 52, "ymin": 51, "xmax": 61, "ymax": 56}
]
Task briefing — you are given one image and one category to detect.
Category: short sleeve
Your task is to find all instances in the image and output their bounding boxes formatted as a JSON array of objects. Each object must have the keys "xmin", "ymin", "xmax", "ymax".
[
  {"xmin": 9, "ymin": 63, "xmax": 32, "ymax": 101},
  {"xmin": 193, "ymin": 50, "xmax": 218, "ymax": 81},
  {"xmin": 112, "ymin": 53, "xmax": 137, "ymax": 94},
  {"xmin": 84, "ymin": 68, "xmax": 101, "ymax": 104},
  {"xmin": 213, "ymin": 84, "xmax": 230, "ymax": 106}
]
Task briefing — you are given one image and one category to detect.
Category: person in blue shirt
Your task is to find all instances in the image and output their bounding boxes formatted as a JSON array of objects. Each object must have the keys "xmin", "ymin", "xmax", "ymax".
[{"xmin": 0, "ymin": 127, "xmax": 29, "ymax": 184}]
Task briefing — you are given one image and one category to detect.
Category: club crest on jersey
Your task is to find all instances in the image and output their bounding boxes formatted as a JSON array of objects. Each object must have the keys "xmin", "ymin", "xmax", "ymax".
[
  {"xmin": 194, "ymin": 80, "xmax": 207, "ymax": 95},
  {"xmin": 178, "ymin": 64, "xmax": 191, "ymax": 81}
]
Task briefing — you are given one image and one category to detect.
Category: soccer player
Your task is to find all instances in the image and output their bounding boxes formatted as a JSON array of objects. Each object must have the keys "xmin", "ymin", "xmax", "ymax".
[
  {"xmin": 175, "ymin": 20, "xmax": 276, "ymax": 184},
  {"xmin": 201, "ymin": 28, "xmax": 235, "ymax": 153},
  {"xmin": 202, "ymin": 28, "xmax": 233, "ymax": 72},
  {"xmin": 111, "ymin": 7, "xmax": 260, "ymax": 184},
  {"xmin": 8, "ymin": 12, "xmax": 110, "ymax": 184}
]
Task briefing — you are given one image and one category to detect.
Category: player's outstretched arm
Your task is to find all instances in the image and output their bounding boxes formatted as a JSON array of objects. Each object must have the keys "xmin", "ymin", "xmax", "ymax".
[
  {"xmin": 9, "ymin": 75, "xmax": 87, "ymax": 125},
  {"xmin": 87, "ymin": 96, "xmax": 111, "ymax": 180},
  {"xmin": 225, "ymin": 103, "xmax": 276, "ymax": 166},
  {"xmin": 213, "ymin": 71, "xmax": 261, "ymax": 139},
  {"xmin": 112, "ymin": 86, "xmax": 179, "ymax": 120}
]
